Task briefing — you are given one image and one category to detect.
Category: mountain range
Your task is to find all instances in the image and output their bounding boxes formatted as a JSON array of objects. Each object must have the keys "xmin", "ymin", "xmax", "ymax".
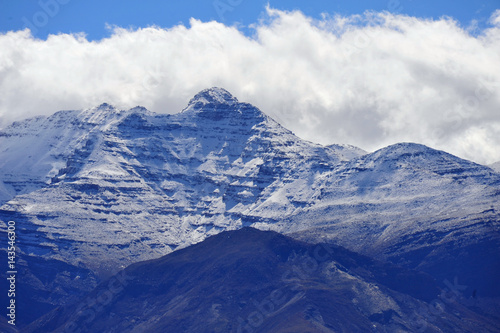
[{"xmin": 0, "ymin": 87, "xmax": 499, "ymax": 329}]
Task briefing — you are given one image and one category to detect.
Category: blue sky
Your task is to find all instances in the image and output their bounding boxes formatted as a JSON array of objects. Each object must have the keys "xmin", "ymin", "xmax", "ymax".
[{"xmin": 1, "ymin": 0, "xmax": 499, "ymax": 40}]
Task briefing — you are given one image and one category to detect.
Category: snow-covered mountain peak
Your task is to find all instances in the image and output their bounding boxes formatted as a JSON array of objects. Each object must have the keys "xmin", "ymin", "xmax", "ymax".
[
  {"xmin": 376, "ymin": 142, "xmax": 434, "ymax": 154},
  {"xmin": 361, "ymin": 142, "xmax": 451, "ymax": 163},
  {"xmin": 330, "ymin": 141, "xmax": 499, "ymax": 195},
  {"xmin": 77, "ymin": 103, "xmax": 129, "ymax": 124},
  {"xmin": 96, "ymin": 102, "xmax": 114, "ymax": 110},
  {"xmin": 129, "ymin": 105, "xmax": 149, "ymax": 113},
  {"xmin": 187, "ymin": 87, "xmax": 239, "ymax": 107},
  {"xmin": 177, "ymin": 88, "xmax": 273, "ymax": 132},
  {"xmin": 364, "ymin": 142, "xmax": 494, "ymax": 174}
]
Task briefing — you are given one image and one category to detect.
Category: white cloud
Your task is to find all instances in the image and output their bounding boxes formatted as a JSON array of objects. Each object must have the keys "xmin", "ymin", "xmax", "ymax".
[
  {"xmin": 490, "ymin": 9, "xmax": 500, "ymax": 27},
  {"xmin": 0, "ymin": 8, "xmax": 499, "ymax": 164}
]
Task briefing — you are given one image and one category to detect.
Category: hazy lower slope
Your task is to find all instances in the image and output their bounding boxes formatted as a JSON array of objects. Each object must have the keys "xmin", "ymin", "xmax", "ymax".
[{"xmin": 25, "ymin": 228, "xmax": 500, "ymax": 333}]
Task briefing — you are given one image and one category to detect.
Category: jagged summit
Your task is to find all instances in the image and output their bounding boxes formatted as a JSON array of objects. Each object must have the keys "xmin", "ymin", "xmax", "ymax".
[
  {"xmin": 96, "ymin": 102, "xmax": 114, "ymax": 110},
  {"xmin": 178, "ymin": 87, "xmax": 270, "ymax": 127},
  {"xmin": 187, "ymin": 87, "xmax": 239, "ymax": 107}
]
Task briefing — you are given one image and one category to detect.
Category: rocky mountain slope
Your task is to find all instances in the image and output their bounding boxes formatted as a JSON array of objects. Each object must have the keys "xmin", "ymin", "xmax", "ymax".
[{"xmin": 0, "ymin": 87, "xmax": 499, "ymax": 327}]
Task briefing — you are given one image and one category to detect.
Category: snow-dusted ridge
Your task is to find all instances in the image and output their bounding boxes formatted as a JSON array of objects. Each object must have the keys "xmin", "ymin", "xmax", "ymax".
[{"xmin": 0, "ymin": 88, "xmax": 499, "ymax": 284}]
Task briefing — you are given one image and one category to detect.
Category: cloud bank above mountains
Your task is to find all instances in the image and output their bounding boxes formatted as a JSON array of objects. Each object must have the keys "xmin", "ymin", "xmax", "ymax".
[{"xmin": 1, "ymin": 8, "xmax": 499, "ymax": 164}]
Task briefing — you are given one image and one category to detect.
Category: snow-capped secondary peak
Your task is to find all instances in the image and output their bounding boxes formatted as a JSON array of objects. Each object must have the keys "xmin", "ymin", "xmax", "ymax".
[
  {"xmin": 186, "ymin": 87, "xmax": 239, "ymax": 107},
  {"xmin": 77, "ymin": 103, "xmax": 121, "ymax": 118}
]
